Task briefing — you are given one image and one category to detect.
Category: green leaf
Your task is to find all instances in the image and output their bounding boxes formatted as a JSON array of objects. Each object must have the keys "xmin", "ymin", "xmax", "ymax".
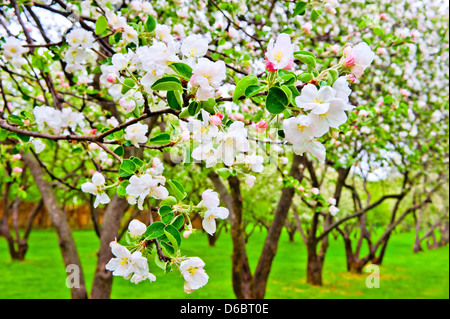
[
  {"xmin": 188, "ymin": 101, "xmax": 200, "ymax": 116},
  {"xmin": 95, "ymin": 15, "xmax": 108, "ymax": 35},
  {"xmin": 294, "ymin": 50, "xmax": 316, "ymax": 58},
  {"xmin": 154, "ymin": 252, "xmax": 166, "ymax": 270},
  {"xmin": 293, "ymin": 1, "xmax": 307, "ymax": 16},
  {"xmin": 245, "ymin": 85, "xmax": 263, "ymax": 98},
  {"xmin": 281, "ymin": 85, "xmax": 293, "ymax": 104},
  {"xmin": 217, "ymin": 167, "xmax": 232, "ymax": 179},
  {"xmin": 311, "ymin": 9, "xmax": 321, "ymax": 21},
  {"xmin": 8, "ymin": 115, "xmax": 24, "ymax": 126},
  {"xmin": 158, "ymin": 205, "xmax": 172, "ymax": 217},
  {"xmin": 233, "ymin": 75, "xmax": 258, "ymax": 103},
  {"xmin": 199, "ymin": 98, "xmax": 216, "ymax": 114},
  {"xmin": 17, "ymin": 133, "xmax": 30, "ymax": 142},
  {"xmin": 169, "ymin": 63, "xmax": 193, "ymax": 81},
  {"xmin": 130, "ymin": 156, "xmax": 144, "ymax": 168},
  {"xmin": 297, "ymin": 72, "xmax": 313, "ymax": 83},
  {"xmin": 118, "ymin": 159, "xmax": 137, "ymax": 177},
  {"xmin": 121, "ymin": 78, "xmax": 135, "ymax": 94},
  {"xmin": 167, "ymin": 180, "xmax": 187, "ymax": 201},
  {"xmin": 145, "ymin": 15, "xmax": 156, "ymax": 32},
  {"xmin": 160, "ymin": 196, "xmax": 178, "ymax": 206},
  {"xmin": 167, "ymin": 90, "xmax": 182, "ymax": 110},
  {"xmin": 151, "ymin": 76, "xmax": 182, "ymax": 91},
  {"xmin": 113, "ymin": 145, "xmax": 124, "ymax": 157},
  {"xmin": 266, "ymin": 87, "xmax": 288, "ymax": 114},
  {"xmin": 171, "ymin": 215, "xmax": 185, "ymax": 230},
  {"xmin": 0, "ymin": 128, "xmax": 7, "ymax": 141},
  {"xmin": 327, "ymin": 69, "xmax": 339, "ymax": 86},
  {"xmin": 117, "ymin": 180, "xmax": 130, "ymax": 198},
  {"xmin": 294, "ymin": 53, "xmax": 316, "ymax": 70},
  {"xmin": 160, "ymin": 241, "xmax": 175, "ymax": 257},
  {"xmin": 149, "ymin": 133, "xmax": 171, "ymax": 145},
  {"xmin": 143, "ymin": 222, "xmax": 165, "ymax": 240},
  {"xmin": 162, "ymin": 212, "xmax": 174, "ymax": 224},
  {"xmin": 164, "ymin": 224, "xmax": 181, "ymax": 250},
  {"xmin": 179, "ymin": 107, "xmax": 191, "ymax": 118}
]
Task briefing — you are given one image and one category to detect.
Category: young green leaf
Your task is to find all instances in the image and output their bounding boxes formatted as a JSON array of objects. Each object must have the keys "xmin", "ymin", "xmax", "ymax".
[
  {"xmin": 266, "ymin": 87, "xmax": 288, "ymax": 114},
  {"xmin": 143, "ymin": 222, "xmax": 166, "ymax": 240},
  {"xmin": 169, "ymin": 63, "xmax": 193, "ymax": 81},
  {"xmin": 151, "ymin": 76, "xmax": 182, "ymax": 91},
  {"xmin": 145, "ymin": 15, "xmax": 156, "ymax": 32},
  {"xmin": 95, "ymin": 15, "xmax": 108, "ymax": 35},
  {"xmin": 233, "ymin": 75, "xmax": 258, "ymax": 103}
]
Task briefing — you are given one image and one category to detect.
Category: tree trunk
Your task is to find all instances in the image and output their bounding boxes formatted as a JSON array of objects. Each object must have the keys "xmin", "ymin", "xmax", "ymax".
[
  {"xmin": 372, "ymin": 236, "xmax": 389, "ymax": 265},
  {"xmin": 22, "ymin": 151, "xmax": 88, "ymax": 299},
  {"xmin": 90, "ymin": 195, "xmax": 129, "ymax": 299},
  {"xmin": 253, "ymin": 155, "xmax": 303, "ymax": 298},
  {"xmin": 306, "ymin": 241, "xmax": 323, "ymax": 285},
  {"xmin": 207, "ymin": 233, "xmax": 219, "ymax": 247},
  {"xmin": 413, "ymin": 209, "xmax": 424, "ymax": 253},
  {"xmin": 227, "ymin": 176, "xmax": 254, "ymax": 299},
  {"xmin": 208, "ymin": 171, "xmax": 253, "ymax": 299}
]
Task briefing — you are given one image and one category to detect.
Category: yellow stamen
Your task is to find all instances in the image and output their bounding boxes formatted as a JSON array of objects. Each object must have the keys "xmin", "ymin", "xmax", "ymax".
[
  {"xmin": 273, "ymin": 51, "xmax": 283, "ymax": 63},
  {"xmin": 187, "ymin": 266, "xmax": 198, "ymax": 275}
]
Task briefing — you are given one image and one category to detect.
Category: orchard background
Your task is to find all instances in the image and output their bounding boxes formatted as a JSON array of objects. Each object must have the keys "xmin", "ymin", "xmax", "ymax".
[{"xmin": 0, "ymin": 0, "xmax": 448, "ymax": 299}]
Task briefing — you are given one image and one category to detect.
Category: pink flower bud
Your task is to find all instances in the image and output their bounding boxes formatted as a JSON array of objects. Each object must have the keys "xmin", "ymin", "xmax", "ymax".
[
  {"xmin": 209, "ymin": 115, "xmax": 222, "ymax": 126},
  {"xmin": 106, "ymin": 73, "xmax": 117, "ymax": 84},
  {"xmin": 344, "ymin": 56, "xmax": 356, "ymax": 67},
  {"xmin": 400, "ymin": 89, "xmax": 410, "ymax": 97},
  {"xmin": 346, "ymin": 74, "xmax": 356, "ymax": 83},
  {"xmin": 12, "ymin": 154, "xmax": 22, "ymax": 161},
  {"xmin": 380, "ymin": 13, "xmax": 388, "ymax": 20},
  {"xmin": 255, "ymin": 120, "xmax": 268, "ymax": 133},
  {"xmin": 298, "ymin": 186, "xmax": 305, "ymax": 192},
  {"xmin": 302, "ymin": 22, "xmax": 312, "ymax": 34},
  {"xmin": 183, "ymin": 229, "xmax": 193, "ymax": 239},
  {"xmin": 13, "ymin": 167, "xmax": 23, "ymax": 173},
  {"xmin": 234, "ymin": 113, "xmax": 244, "ymax": 121},
  {"xmin": 311, "ymin": 187, "xmax": 320, "ymax": 195},
  {"xmin": 216, "ymin": 112, "xmax": 224, "ymax": 119},
  {"xmin": 265, "ymin": 59, "xmax": 277, "ymax": 72}
]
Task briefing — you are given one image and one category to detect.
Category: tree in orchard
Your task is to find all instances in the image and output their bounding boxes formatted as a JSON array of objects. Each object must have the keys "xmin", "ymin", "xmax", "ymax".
[{"xmin": 0, "ymin": 152, "xmax": 43, "ymax": 261}]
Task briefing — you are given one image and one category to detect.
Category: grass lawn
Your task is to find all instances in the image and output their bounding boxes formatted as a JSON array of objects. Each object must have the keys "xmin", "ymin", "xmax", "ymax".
[{"xmin": 0, "ymin": 229, "xmax": 448, "ymax": 299}]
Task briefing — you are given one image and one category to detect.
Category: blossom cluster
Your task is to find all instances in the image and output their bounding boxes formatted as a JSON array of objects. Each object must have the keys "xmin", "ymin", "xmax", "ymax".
[{"xmin": 179, "ymin": 110, "xmax": 264, "ymax": 185}]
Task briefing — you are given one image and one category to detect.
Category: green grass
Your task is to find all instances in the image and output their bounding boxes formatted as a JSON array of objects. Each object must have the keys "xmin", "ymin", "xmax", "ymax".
[{"xmin": 0, "ymin": 229, "xmax": 448, "ymax": 299}]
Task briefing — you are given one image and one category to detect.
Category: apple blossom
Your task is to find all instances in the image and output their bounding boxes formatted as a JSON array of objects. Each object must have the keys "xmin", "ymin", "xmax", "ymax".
[
  {"xmin": 329, "ymin": 205, "xmax": 340, "ymax": 216},
  {"xmin": 124, "ymin": 122, "xmax": 149, "ymax": 147},
  {"xmin": 1, "ymin": 36, "xmax": 28, "ymax": 60},
  {"xmin": 179, "ymin": 257, "xmax": 209, "ymax": 291},
  {"xmin": 81, "ymin": 172, "xmax": 110, "ymax": 208},
  {"xmin": 265, "ymin": 33, "xmax": 294, "ymax": 71},
  {"xmin": 343, "ymin": 42, "xmax": 376, "ymax": 78},
  {"xmin": 190, "ymin": 58, "xmax": 226, "ymax": 101},
  {"xmin": 126, "ymin": 174, "xmax": 169, "ymax": 210},
  {"xmin": 128, "ymin": 219, "xmax": 147, "ymax": 237}
]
